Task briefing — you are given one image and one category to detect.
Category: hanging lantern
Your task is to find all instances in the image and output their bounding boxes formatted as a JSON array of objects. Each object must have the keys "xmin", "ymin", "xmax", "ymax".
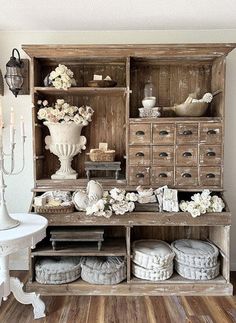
[{"xmin": 5, "ymin": 48, "xmax": 24, "ymax": 97}]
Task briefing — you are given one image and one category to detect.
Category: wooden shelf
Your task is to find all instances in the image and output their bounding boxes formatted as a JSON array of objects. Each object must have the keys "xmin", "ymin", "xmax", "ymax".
[
  {"xmin": 26, "ymin": 275, "xmax": 232, "ymax": 296},
  {"xmin": 34, "ymin": 211, "xmax": 231, "ymax": 227},
  {"xmin": 32, "ymin": 239, "xmax": 126, "ymax": 256},
  {"xmin": 34, "ymin": 87, "xmax": 127, "ymax": 96},
  {"xmin": 129, "ymin": 117, "xmax": 223, "ymax": 123},
  {"xmin": 35, "ymin": 178, "xmax": 127, "ymax": 190},
  {"xmin": 129, "ymin": 273, "xmax": 227, "ymax": 284}
]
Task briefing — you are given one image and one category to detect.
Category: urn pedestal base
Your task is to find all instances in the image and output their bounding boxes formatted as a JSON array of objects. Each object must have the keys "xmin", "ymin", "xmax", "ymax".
[{"xmin": 51, "ymin": 173, "xmax": 78, "ymax": 179}]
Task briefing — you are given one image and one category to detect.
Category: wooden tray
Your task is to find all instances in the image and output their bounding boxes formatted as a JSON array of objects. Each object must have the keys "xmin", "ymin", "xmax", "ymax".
[{"xmin": 87, "ymin": 80, "xmax": 117, "ymax": 87}]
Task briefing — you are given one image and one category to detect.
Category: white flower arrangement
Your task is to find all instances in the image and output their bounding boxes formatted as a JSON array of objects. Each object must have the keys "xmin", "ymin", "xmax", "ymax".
[
  {"xmin": 49, "ymin": 64, "xmax": 76, "ymax": 90},
  {"xmin": 86, "ymin": 188, "xmax": 138, "ymax": 218},
  {"xmin": 37, "ymin": 99, "xmax": 94, "ymax": 125},
  {"xmin": 179, "ymin": 189, "xmax": 225, "ymax": 218}
]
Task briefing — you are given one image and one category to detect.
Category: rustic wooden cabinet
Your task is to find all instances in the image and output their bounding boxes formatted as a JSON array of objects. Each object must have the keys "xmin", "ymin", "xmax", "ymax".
[{"xmin": 23, "ymin": 44, "xmax": 235, "ymax": 296}]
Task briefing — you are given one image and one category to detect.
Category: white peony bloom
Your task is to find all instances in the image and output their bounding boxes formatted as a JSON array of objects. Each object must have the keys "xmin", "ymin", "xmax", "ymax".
[
  {"xmin": 56, "ymin": 99, "xmax": 65, "ymax": 106},
  {"xmin": 126, "ymin": 192, "xmax": 138, "ymax": 202},
  {"xmin": 179, "ymin": 201, "xmax": 188, "ymax": 212},
  {"xmin": 190, "ymin": 208, "xmax": 201, "ymax": 218},
  {"xmin": 37, "ymin": 108, "xmax": 48, "ymax": 120},
  {"xmin": 73, "ymin": 115, "xmax": 84, "ymax": 124}
]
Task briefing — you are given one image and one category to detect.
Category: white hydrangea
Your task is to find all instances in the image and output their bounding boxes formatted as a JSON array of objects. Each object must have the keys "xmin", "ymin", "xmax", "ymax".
[
  {"xmin": 49, "ymin": 64, "xmax": 76, "ymax": 90},
  {"xmin": 179, "ymin": 190, "xmax": 225, "ymax": 218},
  {"xmin": 126, "ymin": 192, "xmax": 138, "ymax": 202},
  {"xmin": 85, "ymin": 187, "xmax": 137, "ymax": 218}
]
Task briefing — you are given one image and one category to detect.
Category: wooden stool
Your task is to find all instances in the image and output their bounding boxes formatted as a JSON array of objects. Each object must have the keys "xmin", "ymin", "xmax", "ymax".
[
  {"xmin": 50, "ymin": 228, "xmax": 104, "ymax": 251},
  {"xmin": 85, "ymin": 161, "xmax": 121, "ymax": 180}
]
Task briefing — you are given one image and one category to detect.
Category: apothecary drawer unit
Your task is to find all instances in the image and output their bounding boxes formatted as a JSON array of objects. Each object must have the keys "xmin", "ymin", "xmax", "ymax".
[
  {"xmin": 23, "ymin": 43, "xmax": 235, "ymax": 296},
  {"xmin": 128, "ymin": 120, "xmax": 223, "ymax": 189}
]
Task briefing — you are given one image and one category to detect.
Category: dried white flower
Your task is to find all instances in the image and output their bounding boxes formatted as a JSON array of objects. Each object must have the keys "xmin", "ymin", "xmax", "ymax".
[{"xmin": 49, "ymin": 64, "xmax": 76, "ymax": 90}]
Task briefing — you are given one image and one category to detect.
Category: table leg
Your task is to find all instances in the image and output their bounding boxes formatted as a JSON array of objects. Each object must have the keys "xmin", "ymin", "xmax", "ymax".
[
  {"xmin": 0, "ymin": 280, "xmax": 3, "ymax": 306},
  {"xmin": 10, "ymin": 277, "xmax": 46, "ymax": 319},
  {"xmin": 86, "ymin": 170, "xmax": 90, "ymax": 180},
  {"xmin": 115, "ymin": 170, "xmax": 119, "ymax": 180},
  {"xmin": 0, "ymin": 255, "xmax": 10, "ymax": 300}
]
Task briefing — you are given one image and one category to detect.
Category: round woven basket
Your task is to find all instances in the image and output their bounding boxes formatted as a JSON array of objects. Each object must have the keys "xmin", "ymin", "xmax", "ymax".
[
  {"xmin": 132, "ymin": 262, "xmax": 173, "ymax": 281},
  {"xmin": 132, "ymin": 240, "xmax": 175, "ymax": 269},
  {"xmin": 33, "ymin": 204, "xmax": 74, "ymax": 214},
  {"xmin": 175, "ymin": 261, "xmax": 220, "ymax": 280},
  {"xmin": 81, "ymin": 256, "xmax": 126, "ymax": 285},
  {"xmin": 171, "ymin": 239, "xmax": 219, "ymax": 268},
  {"xmin": 35, "ymin": 257, "xmax": 82, "ymax": 284}
]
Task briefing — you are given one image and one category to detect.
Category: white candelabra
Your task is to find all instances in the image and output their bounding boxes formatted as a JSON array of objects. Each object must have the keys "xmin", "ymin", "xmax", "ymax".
[{"xmin": 0, "ymin": 100, "xmax": 26, "ymax": 231}]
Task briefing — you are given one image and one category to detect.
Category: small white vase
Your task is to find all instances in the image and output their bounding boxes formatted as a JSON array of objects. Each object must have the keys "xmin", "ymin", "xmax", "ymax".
[{"xmin": 44, "ymin": 122, "xmax": 87, "ymax": 179}]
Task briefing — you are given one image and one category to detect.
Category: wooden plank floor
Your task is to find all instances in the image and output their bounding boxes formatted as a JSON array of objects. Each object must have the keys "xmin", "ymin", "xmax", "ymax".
[{"xmin": 1, "ymin": 271, "xmax": 236, "ymax": 323}]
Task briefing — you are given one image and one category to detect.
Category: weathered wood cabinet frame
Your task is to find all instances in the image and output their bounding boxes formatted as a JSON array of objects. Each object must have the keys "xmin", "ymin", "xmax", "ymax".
[{"xmin": 23, "ymin": 44, "xmax": 235, "ymax": 296}]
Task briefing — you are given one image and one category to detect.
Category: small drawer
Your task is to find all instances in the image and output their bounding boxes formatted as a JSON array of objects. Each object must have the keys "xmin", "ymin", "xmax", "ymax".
[
  {"xmin": 176, "ymin": 123, "xmax": 198, "ymax": 144},
  {"xmin": 152, "ymin": 146, "xmax": 174, "ymax": 166},
  {"xmin": 152, "ymin": 167, "xmax": 174, "ymax": 186},
  {"xmin": 129, "ymin": 166, "xmax": 150, "ymax": 186},
  {"xmin": 199, "ymin": 145, "xmax": 222, "ymax": 165},
  {"xmin": 129, "ymin": 146, "xmax": 151, "ymax": 166},
  {"xmin": 200, "ymin": 167, "xmax": 221, "ymax": 187},
  {"xmin": 176, "ymin": 145, "xmax": 198, "ymax": 166},
  {"xmin": 176, "ymin": 167, "xmax": 198, "ymax": 187},
  {"xmin": 200, "ymin": 123, "xmax": 222, "ymax": 144},
  {"xmin": 153, "ymin": 123, "xmax": 175, "ymax": 145},
  {"xmin": 129, "ymin": 124, "xmax": 151, "ymax": 145}
]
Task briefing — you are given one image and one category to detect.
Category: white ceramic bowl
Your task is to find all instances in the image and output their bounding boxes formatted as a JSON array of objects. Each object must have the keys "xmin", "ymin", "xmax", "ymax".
[{"xmin": 142, "ymin": 97, "xmax": 156, "ymax": 108}]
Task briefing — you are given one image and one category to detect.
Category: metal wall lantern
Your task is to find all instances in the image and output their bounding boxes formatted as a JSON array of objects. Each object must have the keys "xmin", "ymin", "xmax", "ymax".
[{"xmin": 5, "ymin": 48, "xmax": 24, "ymax": 97}]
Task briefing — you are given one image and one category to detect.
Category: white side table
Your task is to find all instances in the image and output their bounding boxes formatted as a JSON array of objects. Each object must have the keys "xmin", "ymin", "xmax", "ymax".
[{"xmin": 0, "ymin": 213, "xmax": 48, "ymax": 319}]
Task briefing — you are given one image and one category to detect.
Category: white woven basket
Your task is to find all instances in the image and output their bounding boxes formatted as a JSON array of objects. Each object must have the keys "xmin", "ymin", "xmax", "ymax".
[
  {"xmin": 35, "ymin": 257, "xmax": 82, "ymax": 284},
  {"xmin": 132, "ymin": 240, "xmax": 175, "ymax": 269},
  {"xmin": 81, "ymin": 256, "xmax": 126, "ymax": 285},
  {"xmin": 171, "ymin": 239, "xmax": 219, "ymax": 268},
  {"xmin": 175, "ymin": 261, "xmax": 220, "ymax": 280},
  {"xmin": 132, "ymin": 262, "xmax": 173, "ymax": 281}
]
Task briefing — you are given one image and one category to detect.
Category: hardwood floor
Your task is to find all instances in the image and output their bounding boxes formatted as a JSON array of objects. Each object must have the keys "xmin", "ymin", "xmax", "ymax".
[{"xmin": 1, "ymin": 271, "xmax": 236, "ymax": 323}]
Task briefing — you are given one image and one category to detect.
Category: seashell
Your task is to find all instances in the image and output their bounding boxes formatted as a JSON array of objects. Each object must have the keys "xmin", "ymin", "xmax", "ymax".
[
  {"xmin": 87, "ymin": 180, "xmax": 103, "ymax": 202},
  {"xmin": 72, "ymin": 190, "xmax": 90, "ymax": 211}
]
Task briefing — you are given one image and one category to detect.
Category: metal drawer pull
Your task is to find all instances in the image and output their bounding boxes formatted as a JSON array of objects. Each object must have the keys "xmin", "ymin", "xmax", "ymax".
[
  {"xmin": 136, "ymin": 130, "xmax": 145, "ymax": 136},
  {"xmin": 135, "ymin": 152, "xmax": 144, "ymax": 157},
  {"xmin": 136, "ymin": 173, "xmax": 145, "ymax": 178},
  {"xmin": 159, "ymin": 152, "xmax": 168, "ymax": 157},
  {"xmin": 158, "ymin": 173, "xmax": 168, "ymax": 178},
  {"xmin": 159, "ymin": 130, "xmax": 169, "ymax": 136},
  {"xmin": 206, "ymin": 151, "xmax": 216, "ymax": 157},
  {"xmin": 182, "ymin": 130, "xmax": 192, "ymax": 136},
  {"xmin": 182, "ymin": 152, "xmax": 192, "ymax": 157},
  {"xmin": 207, "ymin": 129, "xmax": 217, "ymax": 135},
  {"xmin": 206, "ymin": 173, "xmax": 215, "ymax": 178},
  {"xmin": 182, "ymin": 173, "xmax": 192, "ymax": 178}
]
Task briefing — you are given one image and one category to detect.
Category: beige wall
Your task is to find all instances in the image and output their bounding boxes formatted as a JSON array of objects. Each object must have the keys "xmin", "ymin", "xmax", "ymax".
[{"xmin": 0, "ymin": 30, "xmax": 236, "ymax": 269}]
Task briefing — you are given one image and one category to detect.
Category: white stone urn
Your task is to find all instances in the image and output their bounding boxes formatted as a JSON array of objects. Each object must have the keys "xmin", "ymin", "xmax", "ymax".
[{"xmin": 44, "ymin": 122, "xmax": 87, "ymax": 179}]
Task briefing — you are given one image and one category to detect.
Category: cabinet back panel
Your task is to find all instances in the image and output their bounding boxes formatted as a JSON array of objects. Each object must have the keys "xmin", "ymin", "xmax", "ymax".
[
  {"xmin": 131, "ymin": 226, "xmax": 209, "ymax": 243},
  {"xmin": 130, "ymin": 63, "xmax": 212, "ymax": 118},
  {"xmin": 36, "ymin": 95, "xmax": 126, "ymax": 179},
  {"xmin": 34, "ymin": 60, "xmax": 126, "ymax": 87}
]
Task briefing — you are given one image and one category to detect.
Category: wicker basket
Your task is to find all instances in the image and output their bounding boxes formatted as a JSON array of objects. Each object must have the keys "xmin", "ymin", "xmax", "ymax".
[
  {"xmin": 35, "ymin": 257, "xmax": 82, "ymax": 284},
  {"xmin": 33, "ymin": 204, "xmax": 74, "ymax": 214},
  {"xmin": 87, "ymin": 149, "xmax": 115, "ymax": 162},
  {"xmin": 171, "ymin": 239, "xmax": 219, "ymax": 268},
  {"xmin": 175, "ymin": 261, "xmax": 220, "ymax": 280},
  {"xmin": 132, "ymin": 262, "xmax": 173, "ymax": 281}
]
